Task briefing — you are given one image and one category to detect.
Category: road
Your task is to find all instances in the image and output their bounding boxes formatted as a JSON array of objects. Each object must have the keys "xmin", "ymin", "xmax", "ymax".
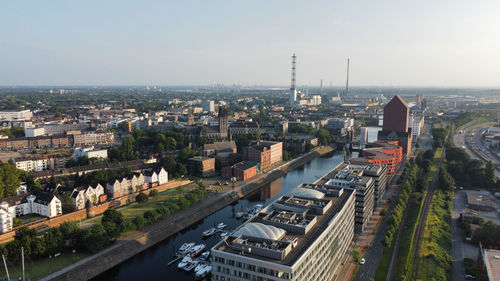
[
  {"xmin": 453, "ymin": 121, "xmax": 500, "ymax": 178},
  {"xmin": 451, "ymin": 191, "xmax": 484, "ymax": 281}
]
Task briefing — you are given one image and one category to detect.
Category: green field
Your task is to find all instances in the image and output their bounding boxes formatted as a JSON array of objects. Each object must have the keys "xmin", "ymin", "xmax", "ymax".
[{"xmin": 7, "ymin": 251, "xmax": 90, "ymax": 280}]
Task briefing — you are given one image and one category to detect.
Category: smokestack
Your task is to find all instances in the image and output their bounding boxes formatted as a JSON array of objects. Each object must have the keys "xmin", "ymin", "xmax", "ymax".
[
  {"xmin": 291, "ymin": 53, "xmax": 296, "ymax": 91},
  {"xmin": 345, "ymin": 58, "xmax": 350, "ymax": 95}
]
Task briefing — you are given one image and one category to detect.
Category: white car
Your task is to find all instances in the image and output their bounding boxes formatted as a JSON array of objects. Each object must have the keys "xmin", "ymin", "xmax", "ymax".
[{"xmin": 359, "ymin": 258, "xmax": 366, "ymax": 265}]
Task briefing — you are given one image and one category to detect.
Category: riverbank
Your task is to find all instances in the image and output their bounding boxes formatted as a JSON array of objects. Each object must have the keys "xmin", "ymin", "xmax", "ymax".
[{"xmin": 41, "ymin": 146, "xmax": 334, "ymax": 281}]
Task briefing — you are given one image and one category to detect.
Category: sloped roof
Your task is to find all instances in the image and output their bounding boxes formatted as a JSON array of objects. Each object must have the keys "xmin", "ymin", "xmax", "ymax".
[{"xmin": 233, "ymin": 223, "xmax": 286, "ymax": 240}]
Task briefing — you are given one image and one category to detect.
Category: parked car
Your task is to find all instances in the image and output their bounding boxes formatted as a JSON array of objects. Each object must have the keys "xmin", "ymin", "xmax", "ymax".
[
  {"xmin": 465, "ymin": 274, "xmax": 476, "ymax": 279},
  {"xmin": 359, "ymin": 258, "xmax": 366, "ymax": 265},
  {"xmin": 465, "ymin": 237, "xmax": 472, "ymax": 242}
]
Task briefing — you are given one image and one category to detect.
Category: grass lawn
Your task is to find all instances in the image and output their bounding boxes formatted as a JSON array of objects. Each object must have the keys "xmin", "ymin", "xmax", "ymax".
[
  {"xmin": 375, "ymin": 242, "xmax": 396, "ymax": 281},
  {"xmin": 119, "ymin": 183, "xmax": 197, "ymax": 220},
  {"xmin": 392, "ymin": 196, "xmax": 424, "ymax": 280},
  {"xmin": 7, "ymin": 251, "xmax": 90, "ymax": 280}
]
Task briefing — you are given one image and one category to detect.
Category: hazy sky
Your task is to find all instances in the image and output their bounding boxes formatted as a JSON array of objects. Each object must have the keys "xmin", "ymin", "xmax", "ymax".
[{"xmin": 1, "ymin": 0, "xmax": 500, "ymax": 87}]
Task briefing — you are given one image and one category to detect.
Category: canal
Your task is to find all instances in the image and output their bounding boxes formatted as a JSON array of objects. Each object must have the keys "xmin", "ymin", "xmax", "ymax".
[{"xmin": 92, "ymin": 149, "xmax": 364, "ymax": 281}]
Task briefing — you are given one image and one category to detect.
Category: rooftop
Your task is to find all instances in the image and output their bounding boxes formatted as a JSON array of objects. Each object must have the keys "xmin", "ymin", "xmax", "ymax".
[
  {"xmin": 213, "ymin": 186, "xmax": 353, "ymax": 266},
  {"xmin": 483, "ymin": 248, "xmax": 500, "ymax": 281}
]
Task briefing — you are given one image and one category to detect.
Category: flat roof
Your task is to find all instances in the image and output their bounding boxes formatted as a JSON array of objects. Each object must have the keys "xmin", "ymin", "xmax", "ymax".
[
  {"xmin": 467, "ymin": 193, "xmax": 495, "ymax": 208},
  {"xmin": 484, "ymin": 249, "xmax": 500, "ymax": 281},
  {"xmin": 213, "ymin": 187, "xmax": 353, "ymax": 266}
]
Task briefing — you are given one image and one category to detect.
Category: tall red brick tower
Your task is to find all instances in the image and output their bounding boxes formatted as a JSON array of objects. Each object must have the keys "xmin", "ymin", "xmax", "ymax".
[
  {"xmin": 378, "ymin": 95, "xmax": 412, "ymax": 155},
  {"xmin": 383, "ymin": 95, "xmax": 409, "ymax": 132}
]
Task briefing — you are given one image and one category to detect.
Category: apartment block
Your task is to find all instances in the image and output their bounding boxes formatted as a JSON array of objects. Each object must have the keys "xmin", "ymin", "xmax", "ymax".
[{"xmin": 211, "ymin": 186, "xmax": 355, "ymax": 281}]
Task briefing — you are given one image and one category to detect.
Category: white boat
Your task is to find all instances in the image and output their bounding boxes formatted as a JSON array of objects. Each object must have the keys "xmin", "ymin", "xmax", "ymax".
[
  {"xmin": 201, "ymin": 227, "xmax": 216, "ymax": 238},
  {"xmin": 220, "ymin": 231, "xmax": 228, "ymax": 238},
  {"xmin": 235, "ymin": 212, "xmax": 244, "ymax": 218},
  {"xmin": 190, "ymin": 244, "xmax": 206, "ymax": 258},
  {"xmin": 195, "ymin": 265, "xmax": 212, "ymax": 279},
  {"xmin": 194, "ymin": 262, "xmax": 207, "ymax": 273},
  {"xmin": 199, "ymin": 251, "xmax": 210, "ymax": 261},
  {"xmin": 177, "ymin": 242, "xmax": 195, "ymax": 255},
  {"xmin": 177, "ymin": 256, "xmax": 192, "ymax": 269},
  {"xmin": 183, "ymin": 259, "xmax": 199, "ymax": 271},
  {"xmin": 217, "ymin": 222, "xmax": 227, "ymax": 229}
]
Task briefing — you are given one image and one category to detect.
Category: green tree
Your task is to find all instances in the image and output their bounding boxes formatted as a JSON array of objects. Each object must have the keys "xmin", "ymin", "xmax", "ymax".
[
  {"xmin": 165, "ymin": 137, "xmax": 177, "ymax": 151},
  {"xmin": 136, "ymin": 192, "xmax": 149, "ymax": 203},
  {"xmin": 102, "ymin": 209, "xmax": 124, "ymax": 228},
  {"xmin": 120, "ymin": 135, "xmax": 137, "ymax": 160},
  {"xmin": 485, "ymin": 161, "xmax": 497, "ymax": 188},
  {"xmin": 196, "ymin": 136, "xmax": 207, "ymax": 147}
]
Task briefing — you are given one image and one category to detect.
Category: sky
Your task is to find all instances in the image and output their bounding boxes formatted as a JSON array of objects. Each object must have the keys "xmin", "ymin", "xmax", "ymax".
[{"xmin": 1, "ymin": 0, "xmax": 500, "ymax": 87}]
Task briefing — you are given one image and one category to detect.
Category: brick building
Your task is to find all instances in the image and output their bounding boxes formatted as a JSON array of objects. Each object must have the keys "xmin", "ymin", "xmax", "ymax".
[
  {"xmin": 188, "ymin": 156, "xmax": 216, "ymax": 177},
  {"xmin": 350, "ymin": 141, "xmax": 403, "ymax": 177},
  {"xmin": 221, "ymin": 161, "xmax": 257, "ymax": 181},
  {"xmin": 247, "ymin": 141, "xmax": 282, "ymax": 172},
  {"xmin": 378, "ymin": 95, "xmax": 412, "ymax": 155}
]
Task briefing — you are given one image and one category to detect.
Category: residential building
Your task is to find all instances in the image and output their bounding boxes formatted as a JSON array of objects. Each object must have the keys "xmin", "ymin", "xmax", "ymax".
[
  {"xmin": 0, "ymin": 110, "xmax": 32, "ymax": 121},
  {"xmin": 409, "ymin": 115, "xmax": 425, "ymax": 139},
  {"xmin": 247, "ymin": 141, "xmax": 283, "ymax": 172},
  {"xmin": 0, "ymin": 209, "xmax": 13, "ymax": 233},
  {"xmin": 211, "ymin": 186, "xmax": 355, "ymax": 281},
  {"xmin": 25, "ymin": 127, "xmax": 45, "ymax": 137},
  {"xmin": 201, "ymin": 100, "xmax": 215, "ymax": 112},
  {"xmin": 221, "ymin": 161, "xmax": 257, "ymax": 181},
  {"xmin": 350, "ymin": 141, "xmax": 403, "ymax": 177},
  {"xmin": 344, "ymin": 163, "xmax": 388, "ymax": 206},
  {"xmin": 74, "ymin": 146, "xmax": 108, "ymax": 160},
  {"xmin": 323, "ymin": 163, "xmax": 375, "ymax": 232},
  {"xmin": 229, "ymin": 119, "xmax": 263, "ymax": 136},
  {"xmin": 188, "ymin": 156, "xmax": 216, "ymax": 177}
]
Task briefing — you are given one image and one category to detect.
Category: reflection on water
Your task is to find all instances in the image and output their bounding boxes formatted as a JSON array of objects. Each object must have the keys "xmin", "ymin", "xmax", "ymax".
[{"xmin": 91, "ymin": 151, "xmax": 355, "ymax": 281}]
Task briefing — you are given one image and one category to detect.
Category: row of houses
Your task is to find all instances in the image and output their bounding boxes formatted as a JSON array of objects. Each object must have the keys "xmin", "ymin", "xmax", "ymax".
[
  {"xmin": 0, "ymin": 132, "xmax": 114, "ymax": 151},
  {"xmin": 0, "ymin": 191, "xmax": 62, "ymax": 233},
  {"xmin": 0, "ymin": 167, "xmax": 168, "ymax": 233}
]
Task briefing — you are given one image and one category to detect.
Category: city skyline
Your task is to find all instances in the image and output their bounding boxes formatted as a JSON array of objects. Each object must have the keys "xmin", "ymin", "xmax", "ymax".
[{"xmin": 2, "ymin": 0, "xmax": 500, "ymax": 87}]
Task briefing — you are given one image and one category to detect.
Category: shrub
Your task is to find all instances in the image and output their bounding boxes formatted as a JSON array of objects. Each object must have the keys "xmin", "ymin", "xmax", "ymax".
[
  {"xmin": 352, "ymin": 248, "xmax": 361, "ymax": 262},
  {"xmin": 149, "ymin": 190, "xmax": 159, "ymax": 197},
  {"xmin": 133, "ymin": 215, "xmax": 147, "ymax": 229},
  {"xmin": 136, "ymin": 192, "xmax": 149, "ymax": 203}
]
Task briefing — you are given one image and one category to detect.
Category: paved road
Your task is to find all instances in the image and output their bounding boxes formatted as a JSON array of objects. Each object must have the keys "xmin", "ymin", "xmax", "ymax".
[
  {"xmin": 454, "ymin": 122, "xmax": 500, "ymax": 178},
  {"xmin": 451, "ymin": 191, "xmax": 483, "ymax": 281}
]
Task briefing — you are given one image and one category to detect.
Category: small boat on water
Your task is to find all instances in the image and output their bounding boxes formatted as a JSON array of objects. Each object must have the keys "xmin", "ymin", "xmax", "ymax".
[
  {"xmin": 183, "ymin": 259, "xmax": 199, "ymax": 271},
  {"xmin": 220, "ymin": 231, "xmax": 228, "ymax": 239},
  {"xmin": 217, "ymin": 222, "xmax": 227, "ymax": 229},
  {"xmin": 199, "ymin": 251, "xmax": 210, "ymax": 261},
  {"xmin": 177, "ymin": 256, "xmax": 192, "ymax": 269},
  {"xmin": 235, "ymin": 212, "xmax": 244, "ymax": 218},
  {"xmin": 195, "ymin": 264, "xmax": 212, "ymax": 279},
  {"xmin": 177, "ymin": 242, "xmax": 195, "ymax": 255},
  {"xmin": 194, "ymin": 262, "xmax": 207, "ymax": 273},
  {"xmin": 201, "ymin": 227, "xmax": 217, "ymax": 238},
  {"xmin": 190, "ymin": 244, "xmax": 206, "ymax": 258}
]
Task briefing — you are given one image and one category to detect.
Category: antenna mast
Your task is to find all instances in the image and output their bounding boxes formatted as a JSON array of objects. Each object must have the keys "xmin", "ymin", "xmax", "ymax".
[{"xmin": 291, "ymin": 53, "xmax": 296, "ymax": 91}]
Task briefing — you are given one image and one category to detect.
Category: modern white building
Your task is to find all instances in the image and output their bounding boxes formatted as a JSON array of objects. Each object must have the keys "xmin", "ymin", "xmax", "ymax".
[
  {"xmin": 15, "ymin": 157, "xmax": 50, "ymax": 172},
  {"xmin": 211, "ymin": 185, "xmax": 355, "ymax": 281},
  {"xmin": 201, "ymin": 100, "xmax": 215, "ymax": 113},
  {"xmin": 24, "ymin": 127, "xmax": 46, "ymax": 137},
  {"xmin": 409, "ymin": 115, "xmax": 425, "ymax": 139},
  {"xmin": 360, "ymin": 127, "xmax": 369, "ymax": 148},
  {"xmin": 0, "ymin": 110, "xmax": 33, "ymax": 121},
  {"xmin": 0, "ymin": 209, "xmax": 13, "ymax": 233},
  {"xmin": 326, "ymin": 118, "xmax": 354, "ymax": 130},
  {"xmin": 74, "ymin": 146, "xmax": 108, "ymax": 160}
]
